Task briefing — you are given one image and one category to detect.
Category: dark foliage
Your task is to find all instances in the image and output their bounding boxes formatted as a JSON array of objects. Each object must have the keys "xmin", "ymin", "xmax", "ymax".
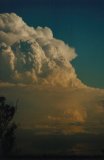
[{"xmin": 0, "ymin": 96, "xmax": 17, "ymax": 156}]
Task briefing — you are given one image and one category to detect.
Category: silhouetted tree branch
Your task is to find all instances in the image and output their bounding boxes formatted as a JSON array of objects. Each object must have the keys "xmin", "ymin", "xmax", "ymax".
[{"xmin": 0, "ymin": 96, "xmax": 17, "ymax": 156}]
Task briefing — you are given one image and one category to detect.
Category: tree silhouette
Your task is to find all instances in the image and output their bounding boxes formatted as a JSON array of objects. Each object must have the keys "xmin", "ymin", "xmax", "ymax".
[{"xmin": 0, "ymin": 96, "xmax": 17, "ymax": 156}]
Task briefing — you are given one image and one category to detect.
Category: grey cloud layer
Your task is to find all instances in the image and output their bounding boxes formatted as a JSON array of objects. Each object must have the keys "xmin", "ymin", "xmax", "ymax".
[{"xmin": 0, "ymin": 13, "xmax": 85, "ymax": 87}]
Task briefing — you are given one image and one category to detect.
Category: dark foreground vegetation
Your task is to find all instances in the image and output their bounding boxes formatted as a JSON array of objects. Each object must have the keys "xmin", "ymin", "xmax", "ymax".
[
  {"xmin": 0, "ymin": 96, "xmax": 17, "ymax": 157},
  {"xmin": 0, "ymin": 154, "xmax": 104, "ymax": 160}
]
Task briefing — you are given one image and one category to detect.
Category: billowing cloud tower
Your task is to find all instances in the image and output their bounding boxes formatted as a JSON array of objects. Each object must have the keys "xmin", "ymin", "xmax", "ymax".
[
  {"xmin": 0, "ymin": 13, "xmax": 104, "ymax": 137},
  {"xmin": 0, "ymin": 13, "xmax": 85, "ymax": 88}
]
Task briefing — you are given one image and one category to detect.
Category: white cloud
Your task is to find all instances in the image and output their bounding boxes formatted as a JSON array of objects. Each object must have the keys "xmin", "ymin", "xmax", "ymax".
[
  {"xmin": 0, "ymin": 13, "xmax": 85, "ymax": 88},
  {"xmin": 0, "ymin": 13, "xmax": 104, "ymax": 136}
]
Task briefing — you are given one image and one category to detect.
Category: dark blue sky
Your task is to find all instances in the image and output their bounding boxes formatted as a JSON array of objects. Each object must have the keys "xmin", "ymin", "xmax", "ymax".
[{"xmin": 0, "ymin": 0, "xmax": 104, "ymax": 88}]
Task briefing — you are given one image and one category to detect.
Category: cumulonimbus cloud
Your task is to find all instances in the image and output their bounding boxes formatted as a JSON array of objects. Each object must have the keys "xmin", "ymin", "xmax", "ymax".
[{"xmin": 0, "ymin": 13, "xmax": 86, "ymax": 87}]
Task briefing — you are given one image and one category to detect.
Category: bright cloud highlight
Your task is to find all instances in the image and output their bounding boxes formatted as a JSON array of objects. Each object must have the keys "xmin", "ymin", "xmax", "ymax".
[{"xmin": 0, "ymin": 13, "xmax": 85, "ymax": 87}]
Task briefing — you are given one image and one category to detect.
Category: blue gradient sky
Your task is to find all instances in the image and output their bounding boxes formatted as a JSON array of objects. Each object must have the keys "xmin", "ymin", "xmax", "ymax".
[{"xmin": 0, "ymin": 0, "xmax": 104, "ymax": 88}]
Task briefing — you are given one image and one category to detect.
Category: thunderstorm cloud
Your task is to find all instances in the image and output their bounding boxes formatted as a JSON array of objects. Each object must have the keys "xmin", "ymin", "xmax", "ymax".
[
  {"xmin": 0, "ymin": 13, "xmax": 104, "ymax": 135},
  {"xmin": 0, "ymin": 13, "xmax": 85, "ymax": 87}
]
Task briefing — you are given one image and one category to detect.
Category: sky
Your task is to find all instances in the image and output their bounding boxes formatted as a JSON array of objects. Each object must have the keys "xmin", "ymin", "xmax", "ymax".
[
  {"xmin": 0, "ymin": 1, "xmax": 104, "ymax": 156},
  {"xmin": 0, "ymin": 0, "xmax": 104, "ymax": 88}
]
